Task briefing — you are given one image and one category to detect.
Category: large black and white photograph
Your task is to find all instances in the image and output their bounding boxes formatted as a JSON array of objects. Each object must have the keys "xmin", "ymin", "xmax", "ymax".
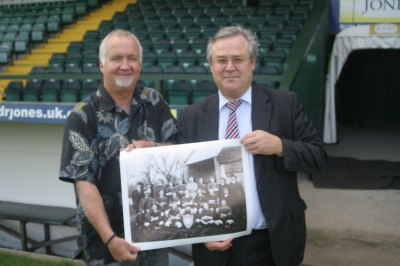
[{"xmin": 120, "ymin": 139, "xmax": 252, "ymax": 250}]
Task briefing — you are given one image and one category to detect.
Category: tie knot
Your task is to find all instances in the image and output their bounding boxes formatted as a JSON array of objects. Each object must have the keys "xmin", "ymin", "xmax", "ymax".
[{"xmin": 226, "ymin": 99, "xmax": 242, "ymax": 112}]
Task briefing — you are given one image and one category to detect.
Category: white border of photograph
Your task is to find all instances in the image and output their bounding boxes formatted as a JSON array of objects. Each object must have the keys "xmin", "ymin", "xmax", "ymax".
[{"xmin": 120, "ymin": 139, "xmax": 253, "ymax": 250}]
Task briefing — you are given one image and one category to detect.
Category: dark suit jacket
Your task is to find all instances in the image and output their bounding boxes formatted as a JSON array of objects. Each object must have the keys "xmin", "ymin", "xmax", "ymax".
[{"xmin": 178, "ymin": 84, "xmax": 327, "ymax": 266}]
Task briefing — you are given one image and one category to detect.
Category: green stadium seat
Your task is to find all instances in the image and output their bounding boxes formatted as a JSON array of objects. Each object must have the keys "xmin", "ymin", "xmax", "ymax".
[
  {"xmin": 152, "ymin": 38, "xmax": 171, "ymax": 54},
  {"xmin": 172, "ymin": 37, "xmax": 190, "ymax": 52},
  {"xmin": 19, "ymin": 23, "xmax": 33, "ymax": 33},
  {"xmin": 143, "ymin": 51, "xmax": 157, "ymax": 66},
  {"xmin": 61, "ymin": 7, "xmax": 75, "ymax": 25},
  {"xmin": 23, "ymin": 79, "xmax": 42, "ymax": 102},
  {"xmin": 14, "ymin": 40, "xmax": 28, "ymax": 54},
  {"xmin": 41, "ymin": 79, "xmax": 61, "ymax": 102},
  {"xmin": 192, "ymin": 80, "xmax": 216, "ymax": 103},
  {"xmin": 4, "ymin": 81, "xmax": 23, "ymax": 101},
  {"xmin": 207, "ymin": 6, "xmax": 222, "ymax": 17},
  {"xmin": 157, "ymin": 51, "xmax": 177, "ymax": 68},
  {"xmin": 83, "ymin": 62, "xmax": 100, "ymax": 74},
  {"xmin": 184, "ymin": 65, "xmax": 208, "ymax": 74},
  {"xmin": 80, "ymin": 79, "xmax": 100, "ymax": 100},
  {"xmin": 2, "ymin": 32, "xmax": 17, "ymax": 42},
  {"xmin": 142, "ymin": 65, "xmax": 162, "ymax": 74},
  {"xmin": 65, "ymin": 63, "xmax": 82, "ymax": 74},
  {"xmin": 0, "ymin": 52, "xmax": 10, "ymax": 65},
  {"xmin": 166, "ymin": 80, "xmax": 192, "ymax": 105},
  {"xmin": 48, "ymin": 63, "xmax": 64, "ymax": 73},
  {"xmin": 177, "ymin": 50, "xmax": 198, "ymax": 68},
  {"xmin": 190, "ymin": 37, "xmax": 209, "ymax": 54},
  {"xmin": 184, "ymin": 24, "xmax": 202, "ymax": 40},
  {"xmin": 87, "ymin": 0, "xmax": 99, "ymax": 9},
  {"xmin": 75, "ymin": 3, "xmax": 88, "ymax": 17},
  {"xmin": 31, "ymin": 66, "xmax": 47, "ymax": 73},
  {"xmin": 178, "ymin": 14, "xmax": 195, "ymax": 25},
  {"xmin": 60, "ymin": 79, "xmax": 80, "ymax": 103},
  {"xmin": 47, "ymin": 21, "xmax": 60, "ymax": 33},
  {"xmin": 163, "ymin": 65, "xmax": 184, "ymax": 74}
]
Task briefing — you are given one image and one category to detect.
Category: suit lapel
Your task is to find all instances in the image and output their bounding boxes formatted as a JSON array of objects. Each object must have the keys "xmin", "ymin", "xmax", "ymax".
[
  {"xmin": 201, "ymin": 94, "xmax": 219, "ymax": 140},
  {"xmin": 252, "ymin": 84, "xmax": 272, "ymax": 133},
  {"xmin": 251, "ymin": 85, "xmax": 272, "ymax": 182}
]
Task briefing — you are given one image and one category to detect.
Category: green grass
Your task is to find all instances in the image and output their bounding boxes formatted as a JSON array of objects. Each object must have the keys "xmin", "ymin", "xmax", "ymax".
[{"xmin": 0, "ymin": 250, "xmax": 82, "ymax": 266}]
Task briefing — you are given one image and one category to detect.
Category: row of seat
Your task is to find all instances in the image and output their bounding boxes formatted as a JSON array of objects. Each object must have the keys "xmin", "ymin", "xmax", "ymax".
[
  {"xmin": 3, "ymin": 79, "xmax": 219, "ymax": 105},
  {"xmin": 3, "ymin": 79, "xmax": 98, "ymax": 103}
]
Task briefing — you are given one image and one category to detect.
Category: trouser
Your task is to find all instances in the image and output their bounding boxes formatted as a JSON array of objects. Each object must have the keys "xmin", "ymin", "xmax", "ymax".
[
  {"xmin": 192, "ymin": 229, "xmax": 276, "ymax": 266},
  {"xmin": 105, "ymin": 248, "xmax": 168, "ymax": 266}
]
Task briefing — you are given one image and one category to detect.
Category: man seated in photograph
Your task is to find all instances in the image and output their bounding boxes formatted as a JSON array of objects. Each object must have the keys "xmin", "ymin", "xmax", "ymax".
[
  {"xmin": 195, "ymin": 202, "xmax": 216, "ymax": 227},
  {"xmin": 164, "ymin": 202, "xmax": 183, "ymax": 228},
  {"xmin": 215, "ymin": 199, "xmax": 235, "ymax": 227},
  {"xmin": 143, "ymin": 204, "xmax": 165, "ymax": 230}
]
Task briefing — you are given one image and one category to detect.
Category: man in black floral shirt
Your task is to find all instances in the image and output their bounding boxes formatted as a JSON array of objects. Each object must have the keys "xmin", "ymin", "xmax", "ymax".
[{"xmin": 59, "ymin": 29, "xmax": 177, "ymax": 265}]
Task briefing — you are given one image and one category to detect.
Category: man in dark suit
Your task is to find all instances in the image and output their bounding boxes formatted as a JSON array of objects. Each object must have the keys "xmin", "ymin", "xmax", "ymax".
[{"xmin": 178, "ymin": 26, "xmax": 327, "ymax": 266}]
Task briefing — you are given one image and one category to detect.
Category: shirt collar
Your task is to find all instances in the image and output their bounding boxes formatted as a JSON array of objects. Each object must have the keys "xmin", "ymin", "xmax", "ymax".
[
  {"xmin": 97, "ymin": 84, "xmax": 150, "ymax": 113},
  {"xmin": 218, "ymin": 86, "xmax": 252, "ymax": 111}
]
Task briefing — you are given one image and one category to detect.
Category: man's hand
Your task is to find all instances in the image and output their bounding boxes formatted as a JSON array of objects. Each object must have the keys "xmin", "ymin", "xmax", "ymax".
[
  {"xmin": 241, "ymin": 130, "xmax": 283, "ymax": 157},
  {"xmin": 204, "ymin": 238, "xmax": 233, "ymax": 251},
  {"xmin": 124, "ymin": 140, "xmax": 157, "ymax": 152},
  {"xmin": 107, "ymin": 236, "xmax": 140, "ymax": 262}
]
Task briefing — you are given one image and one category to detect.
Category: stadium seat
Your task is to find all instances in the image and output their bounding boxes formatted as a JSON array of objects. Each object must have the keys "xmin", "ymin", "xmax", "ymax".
[
  {"xmin": 65, "ymin": 63, "xmax": 82, "ymax": 74},
  {"xmin": 177, "ymin": 50, "xmax": 198, "ymax": 68},
  {"xmin": 48, "ymin": 63, "xmax": 64, "ymax": 73},
  {"xmin": 152, "ymin": 37, "xmax": 171, "ymax": 53},
  {"xmin": 156, "ymin": 51, "xmax": 177, "ymax": 68},
  {"xmin": 14, "ymin": 40, "xmax": 28, "ymax": 54},
  {"xmin": 0, "ymin": 52, "xmax": 10, "ymax": 66},
  {"xmin": 49, "ymin": 53, "xmax": 66, "ymax": 65},
  {"xmin": 166, "ymin": 80, "xmax": 192, "ymax": 105},
  {"xmin": 80, "ymin": 79, "xmax": 100, "ymax": 100},
  {"xmin": 171, "ymin": 37, "xmax": 190, "ymax": 52},
  {"xmin": 163, "ymin": 65, "xmax": 184, "ymax": 74},
  {"xmin": 184, "ymin": 65, "xmax": 208, "ymax": 74},
  {"xmin": 60, "ymin": 79, "xmax": 80, "ymax": 103},
  {"xmin": 31, "ymin": 66, "xmax": 47, "ymax": 73},
  {"xmin": 191, "ymin": 80, "xmax": 216, "ymax": 103},
  {"xmin": 4, "ymin": 81, "xmax": 23, "ymax": 101},
  {"xmin": 83, "ymin": 62, "xmax": 100, "ymax": 74},
  {"xmin": 23, "ymin": 79, "xmax": 42, "ymax": 102},
  {"xmin": 41, "ymin": 79, "xmax": 61, "ymax": 102},
  {"xmin": 142, "ymin": 65, "xmax": 162, "ymax": 74},
  {"xmin": 190, "ymin": 37, "xmax": 209, "ymax": 54}
]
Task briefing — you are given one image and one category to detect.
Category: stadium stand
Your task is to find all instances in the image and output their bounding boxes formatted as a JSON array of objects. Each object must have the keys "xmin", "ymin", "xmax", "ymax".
[{"xmin": 0, "ymin": 0, "xmax": 329, "ymax": 125}]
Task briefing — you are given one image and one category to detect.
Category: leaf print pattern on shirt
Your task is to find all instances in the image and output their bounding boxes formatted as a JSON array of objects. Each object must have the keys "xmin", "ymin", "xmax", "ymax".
[
  {"xmin": 96, "ymin": 111, "xmax": 113, "ymax": 124},
  {"xmin": 69, "ymin": 130, "xmax": 95, "ymax": 166}
]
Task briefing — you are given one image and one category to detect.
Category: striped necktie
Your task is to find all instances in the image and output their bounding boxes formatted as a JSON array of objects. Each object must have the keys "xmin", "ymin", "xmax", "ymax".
[{"xmin": 225, "ymin": 99, "xmax": 243, "ymax": 139}]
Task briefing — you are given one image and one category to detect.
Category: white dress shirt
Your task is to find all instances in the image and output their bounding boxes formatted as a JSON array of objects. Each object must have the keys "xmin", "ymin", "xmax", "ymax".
[{"xmin": 218, "ymin": 87, "xmax": 267, "ymax": 230}]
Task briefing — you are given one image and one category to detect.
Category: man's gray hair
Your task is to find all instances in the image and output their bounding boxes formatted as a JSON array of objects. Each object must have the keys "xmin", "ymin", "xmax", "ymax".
[
  {"xmin": 99, "ymin": 29, "xmax": 143, "ymax": 64},
  {"xmin": 206, "ymin": 25, "xmax": 259, "ymax": 62}
]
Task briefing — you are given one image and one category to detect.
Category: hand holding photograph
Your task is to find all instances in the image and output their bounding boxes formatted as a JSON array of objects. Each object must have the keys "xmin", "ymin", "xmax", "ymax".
[{"xmin": 120, "ymin": 139, "xmax": 253, "ymax": 250}]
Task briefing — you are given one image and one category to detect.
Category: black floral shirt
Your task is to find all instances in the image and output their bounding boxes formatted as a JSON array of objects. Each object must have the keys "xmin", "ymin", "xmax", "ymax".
[{"xmin": 59, "ymin": 84, "xmax": 177, "ymax": 265}]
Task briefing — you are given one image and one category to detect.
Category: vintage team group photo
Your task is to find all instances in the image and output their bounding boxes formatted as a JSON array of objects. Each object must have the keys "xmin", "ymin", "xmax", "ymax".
[{"xmin": 120, "ymin": 139, "xmax": 252, "ymax": 250}]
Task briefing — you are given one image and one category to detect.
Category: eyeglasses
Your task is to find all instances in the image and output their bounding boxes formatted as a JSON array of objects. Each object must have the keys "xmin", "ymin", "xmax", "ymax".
[{"xmin": 212, "ymin": 56, "xmax": 252, "ymax": 68}]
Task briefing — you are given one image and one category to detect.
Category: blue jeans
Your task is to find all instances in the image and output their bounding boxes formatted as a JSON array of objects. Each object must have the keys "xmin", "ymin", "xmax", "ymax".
[{"xmin": 105, "ymin": 249, "xmax": 168, "ymax": 266}]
